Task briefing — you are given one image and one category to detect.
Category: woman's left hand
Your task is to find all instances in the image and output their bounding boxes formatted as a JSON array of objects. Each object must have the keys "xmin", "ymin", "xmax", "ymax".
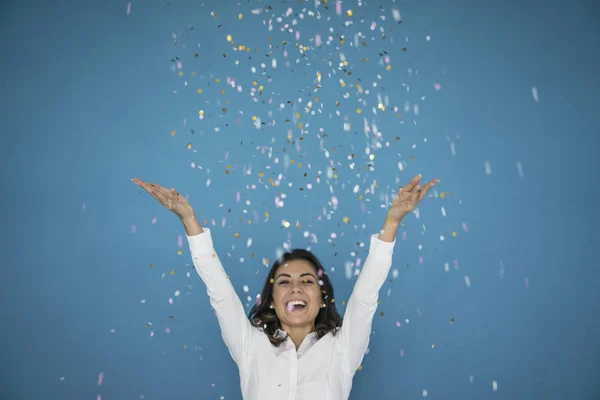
[{"xmin": 387, "ymin": 175, "xmax": 440, "ymax": 223}]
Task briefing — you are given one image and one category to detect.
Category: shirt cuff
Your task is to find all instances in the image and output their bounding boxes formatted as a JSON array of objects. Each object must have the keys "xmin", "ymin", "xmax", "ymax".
[
  {"xmin": 369, "ymin": 233, "xmax": 396, "ymax": 258},
  {"xmin": 186, "ymin": 228, "xmax": 215, "ymax": 254}
]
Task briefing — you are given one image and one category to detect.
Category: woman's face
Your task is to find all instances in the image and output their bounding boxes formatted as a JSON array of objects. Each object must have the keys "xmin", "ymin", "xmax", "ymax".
[{"xmin": 271, "ymin": 260, "xmax": 323, "ymax": 332}]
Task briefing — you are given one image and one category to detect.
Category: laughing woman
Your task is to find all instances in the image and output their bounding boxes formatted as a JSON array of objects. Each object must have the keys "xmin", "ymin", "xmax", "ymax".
[{"xmin": 132, "ymin": 174, "xmax": 439, "ymax": 400}]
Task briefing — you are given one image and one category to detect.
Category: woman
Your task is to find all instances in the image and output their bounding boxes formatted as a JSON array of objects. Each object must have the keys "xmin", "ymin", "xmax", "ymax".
[{"xmin": 132, "ymin": 174, "xmax": 439, "ymax": 400}]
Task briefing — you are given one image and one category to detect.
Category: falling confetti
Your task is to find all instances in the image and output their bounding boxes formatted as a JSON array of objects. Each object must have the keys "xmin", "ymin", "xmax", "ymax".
[
  {"xmin": 484, "ymin": 161, "xmax": 492, "ymax": 176},
  {"xmin": 531, "ymin": 87, "xmax": 539, "ymax": 102},
  {"xmin": 126, "ymin": 3, "xmax": 131, "ymax": 15}
]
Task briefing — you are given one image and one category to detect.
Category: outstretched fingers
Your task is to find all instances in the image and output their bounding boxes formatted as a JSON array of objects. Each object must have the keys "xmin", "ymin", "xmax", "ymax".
[{"xmin": 402, "ymin": 174, "xmax": 422, "ymax": 193}]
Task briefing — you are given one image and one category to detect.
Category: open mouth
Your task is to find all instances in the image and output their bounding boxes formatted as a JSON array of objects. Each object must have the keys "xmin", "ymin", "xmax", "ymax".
[{"xmin": 285, "ymin": 300, "xmax": 307, "ymax": 312}]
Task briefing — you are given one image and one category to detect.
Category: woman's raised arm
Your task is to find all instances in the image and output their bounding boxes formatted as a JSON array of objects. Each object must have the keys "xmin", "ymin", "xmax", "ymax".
[
  {"xmin": 336, "ymin": 175, "xmax": 439, "ymax": 376},
  {"xmin": 132, "ymin": 178, "xmax": 255, "ymax": 366}
]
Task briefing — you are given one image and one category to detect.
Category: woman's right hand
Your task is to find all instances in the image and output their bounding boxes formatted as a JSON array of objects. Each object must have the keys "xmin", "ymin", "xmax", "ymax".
[{"xmin": 132, "ymin": 178, "xmax": 195, "ymax": 220}]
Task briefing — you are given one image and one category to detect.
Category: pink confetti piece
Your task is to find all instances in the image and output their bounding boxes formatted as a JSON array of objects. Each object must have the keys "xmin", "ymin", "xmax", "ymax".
[
  {"xmin": 419, "ymin": 255, "xmax": 424, "ymax": 264},
  {"xmin": 434, "ymin": 83, "xmax": 441, "ymax": 91},
  {"xmin": 315, "ymin": 34, "xmax": 321, "ymax": 47},
  {"xmin": 178, "ymin": 235, "xmax": 183, "ymax": 248},
  {"xmin": 461, "ymin": 222, "xmax": 468, "ymax": 232},
  {"xmin": 525, "ymin": 277, "xmax": 529, "ymax": 288},
  {"xmin": 131, "ymin": 225, "xmax": 136, "ymax": 234},
  {"xmin": 221, "ymin": 217, "xmax": 226, "ymax": 228},
  {"xmin": 97, "ymin": 372, "xmax": 104, "ymax": 386},
  {"xmin": 169, "ymin": 298, "xmax": 173, "ymax": 305},
  {"xmin": 126, "ymin": 2, "xmax": 131, "ymax": 15},
  {"xmin": 336, "ymin": 0, "xmax": 342, "ymax": 16},
  {"xmin": 151, "ymin": 217, "xmax": 157, "ymax": 225},
  {"xmin": 236, "ymin": 192, "xmax": 241, "ymax": 202},
  {"xmin": 97, "ymin": 395, "xmax": 101, "ymax": 400},
  {"xmin": 395, "ymin": 321, "xmax": 401, "ymax": 327},
  {"xmin": 165, "ymin": 327, "xmax": 171, "ymax": 334},
  {"xmin": 150, "ymin": 331, "xmax": 154, "ymax": 337},
  {"xmin": 400, "ymin": 348, "xmax": 404, "ymax": 357}
]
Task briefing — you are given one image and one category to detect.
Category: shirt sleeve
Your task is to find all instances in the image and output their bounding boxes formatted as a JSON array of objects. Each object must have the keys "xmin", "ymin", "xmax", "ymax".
[
  {"xmin": 187, "ymin": 228, "xmax": 255, "ymax": 367},
  {"xmin": 336, "ymin": 233, "xmax": 395, "ymax": 377}
]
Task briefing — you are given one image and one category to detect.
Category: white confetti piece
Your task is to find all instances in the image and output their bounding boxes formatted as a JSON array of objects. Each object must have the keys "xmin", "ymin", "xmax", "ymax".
[
  {"xmin": 484, "ymin": 161, "xmax": 492, "ymax": 175},
  {"xmin": 464, "ymin": 276, "xmax": 471, "ymax": 287},
  {"xmin": 492, "ymin": 380, "xmax": 498, "ymax": 391},
  {"xmin": 422, "ymin": 389, "xmax": 428, "ymax": 397},
  {"xmin": 531, "ymin": 87, "xmax": 539, "ymax": 102},
  {"xmin": 516, "ymin": 162, "xmax": 524, "ymax": 177},
  {"xmin": 392, "ymin": 9, "xmax": 402, "ymax": 22}
]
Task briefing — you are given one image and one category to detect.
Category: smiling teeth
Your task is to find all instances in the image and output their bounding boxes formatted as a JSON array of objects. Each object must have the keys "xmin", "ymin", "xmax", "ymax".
[{"xmin": 288, "ymin": 300, "xmax": 306, "ymax": 306}]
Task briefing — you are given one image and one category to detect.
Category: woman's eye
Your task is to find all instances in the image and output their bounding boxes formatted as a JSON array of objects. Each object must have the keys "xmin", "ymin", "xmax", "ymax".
[
  {"xmin": 302, "ymin": 280, "xmax": 314, "ymax": 284},
  {"xmin": 279, "ymin": 280, "xmax": 289, "ymax": 285}
]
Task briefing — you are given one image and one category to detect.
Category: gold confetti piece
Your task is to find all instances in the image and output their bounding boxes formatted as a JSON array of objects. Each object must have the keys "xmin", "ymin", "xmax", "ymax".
[
  {"xmin": 234, "ymin": 233, "xmax": 240, "ymax": 238},
  {"xmin": 187, "ymin": 143, "xmax": 192, "ymax": 149},
  {"xmin": 343, "ymin": 216, "xmax": 349, "ymax": 223},
  {"xmin": 215, "ymin": 78, "xmax": 220, "ymax": 83},
  {"xmin": 356, "ymin": 109, "xmax": 361, "ymax": 113},
  {"xmin": 149, "ymin": 263, "xmax": 154, "ymax": 268},
  {"xmin": 196, "ymin": 88, "xmax": 202, "ymax": 94},
  {"xmin": 226, "ymin": 34, "xmax": 232, "ymax": 41},
  {"xmin": 346, "ymin": 10, "xmax": 353, "ymax": 16},
  {"xmin": 238, "ymin": 13, "xmax": 243, "ymax": 19},
  {"xmin": 357, "ymin": 364, "xmax": 362, "ymax": 371},
  {"xmin": 170, "ymin": 270, "xmax": 175, "ymax": 275},
  {"xmin": 170, "ymin": 130, "xmax": 176, "ymax": 136},
  {"xmin": 146, "ymin": 322, "xmax": 152, "ymax": 328},
  {"xmin": 452, "ymin": 232, "xmax": 457, "ymax": 237},
  {"xmin": 451, "ymin": 318, "xmax": 455, "ymax": 323},
  {"xmin": 177, "ymin": 249, "xmax": 182, "ymax": 255},
  {"xmin": 270, "ymin": 278, "xmax": 275, "ymax": 284},
  {"xmin": 386, "ymin": 65, "xmax": 392, "ymax": 71}
]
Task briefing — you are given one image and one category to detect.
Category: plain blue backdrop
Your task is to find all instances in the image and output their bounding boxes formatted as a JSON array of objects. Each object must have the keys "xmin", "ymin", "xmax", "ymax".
[{"xmin": 1, "ymin": 0, "xmax": 599, "ymax": 399}]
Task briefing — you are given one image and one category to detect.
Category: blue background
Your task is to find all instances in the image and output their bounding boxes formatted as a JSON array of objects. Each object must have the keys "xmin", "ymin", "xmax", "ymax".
[{"xmin": 2, "ymin": 0, "xmax": 599, "ymax": 399}]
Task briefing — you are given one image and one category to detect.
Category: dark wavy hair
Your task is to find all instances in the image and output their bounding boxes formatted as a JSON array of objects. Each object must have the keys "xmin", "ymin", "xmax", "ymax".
[{"xmin": 248, "ymin": 249, "xmax": 343, "ymax": 346}]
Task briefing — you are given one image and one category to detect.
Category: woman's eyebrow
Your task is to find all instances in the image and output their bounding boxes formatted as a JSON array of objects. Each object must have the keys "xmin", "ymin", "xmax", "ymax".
[{"xmin": 274, "ymin": 273, "xmax": 316, "ymax": 280}]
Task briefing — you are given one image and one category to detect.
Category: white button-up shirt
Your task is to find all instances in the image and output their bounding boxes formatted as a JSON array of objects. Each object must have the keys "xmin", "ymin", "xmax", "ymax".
[{"xmin": 187, "ymin": 228, "xmax": 395, "ymax": 400}]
